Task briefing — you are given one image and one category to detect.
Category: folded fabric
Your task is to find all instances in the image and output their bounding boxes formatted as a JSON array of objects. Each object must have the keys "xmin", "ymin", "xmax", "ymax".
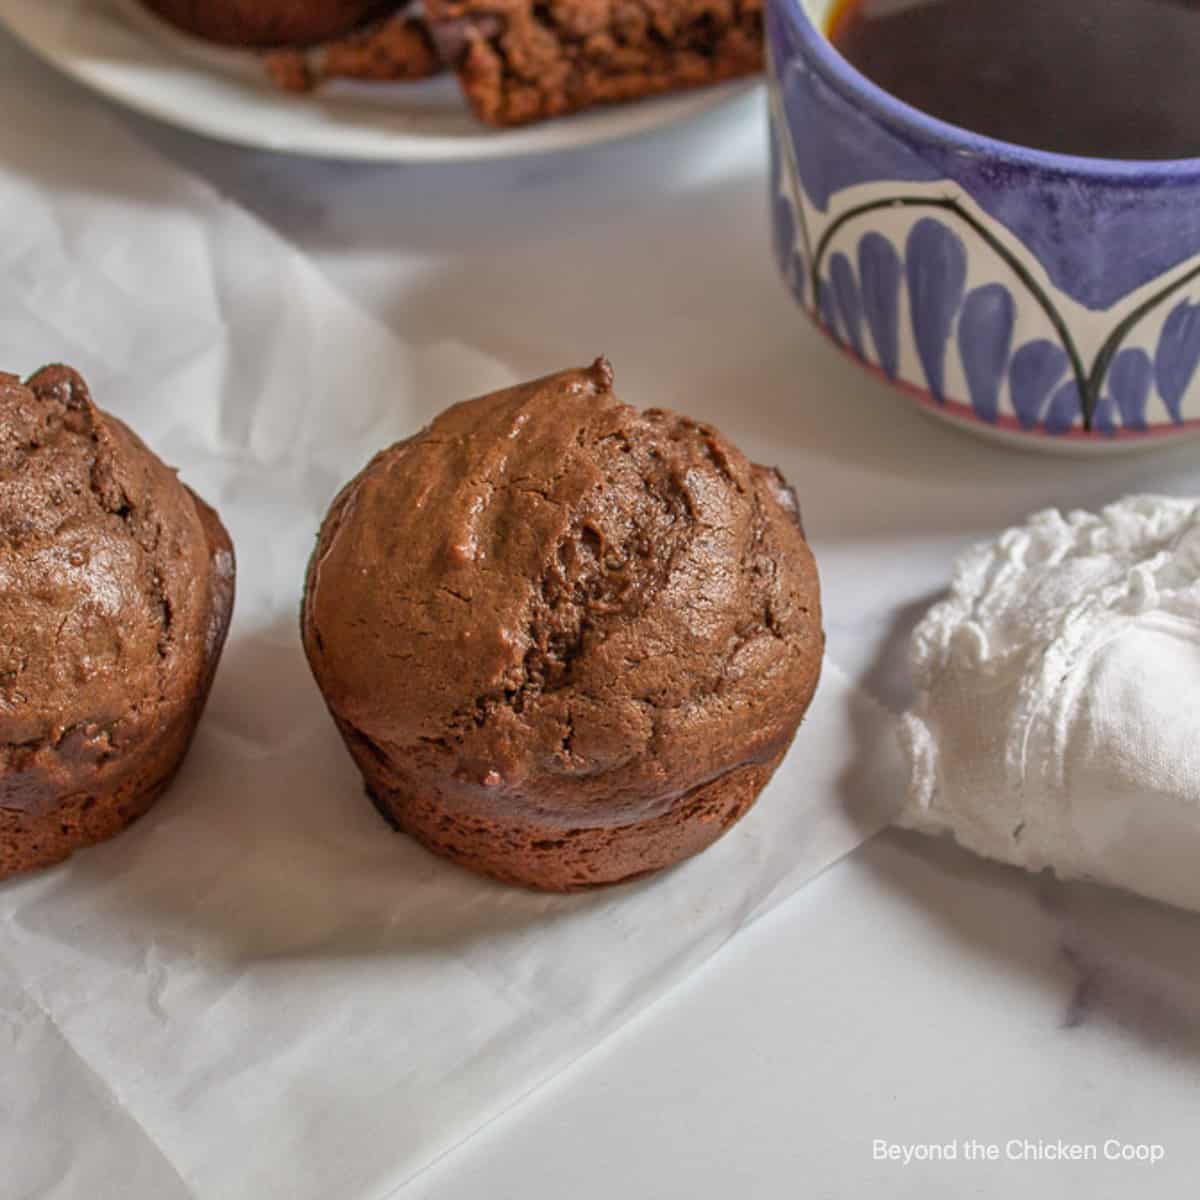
[{"xmin": 900, "ymin": 495, "xmax": 1200, "ymax": 914}]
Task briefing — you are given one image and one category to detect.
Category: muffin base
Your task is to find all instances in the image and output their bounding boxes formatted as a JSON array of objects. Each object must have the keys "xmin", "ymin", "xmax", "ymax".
[
  {"xmin": 1, "ymin": 755, "xmax": 185, "ymax": 880},
  {"xmin": 357, "ymin": 740, "xmax": 792, "ymax": 892},
  {"xmin": 0, "ymin": 493, "xmax": 235, "ymax": 882}
]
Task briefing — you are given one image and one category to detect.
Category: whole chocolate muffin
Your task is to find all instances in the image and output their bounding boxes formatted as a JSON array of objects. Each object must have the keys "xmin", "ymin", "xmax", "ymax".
[
  {"xmin": 302, "ymin": 360, "xmax": 822, "ymax": 891},
  {"xmin": 140, "ymin": 0, "xmax": 396, "ymax": 46},
  {"xmin": 0, "ymin": 367, "xmax": 235, "ymax": 880}
]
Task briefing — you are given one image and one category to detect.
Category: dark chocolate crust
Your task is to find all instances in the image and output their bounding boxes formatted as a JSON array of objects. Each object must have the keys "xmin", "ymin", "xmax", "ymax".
[
  {"xmin": 141, "ymin": 0, "xmax": 397, "ymax": 46},
  {"xmin": 302, "ymin": 359, "xmax": 823, "ymax": 891},
  {"xmin": 0, "ymin": 368, "xmax": 235, "ymax": 880},
  {"xmin": 425, "ymin": 0, "xmax": 764, "ymax": 127}
]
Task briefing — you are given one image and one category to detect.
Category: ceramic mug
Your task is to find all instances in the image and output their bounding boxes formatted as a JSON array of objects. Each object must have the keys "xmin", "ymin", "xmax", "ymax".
[{"xmin": 766, "ymin": 0, "xmax": 1200, "ymax": 451}]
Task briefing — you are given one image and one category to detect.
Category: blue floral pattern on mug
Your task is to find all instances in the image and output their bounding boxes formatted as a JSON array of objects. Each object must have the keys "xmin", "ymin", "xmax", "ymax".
[
  {"xmin": 857, "ymin": 233, "xmax": 901, "ymax": 380},
  {"xmin": 764, "ymin": 13, "xmax": 1200, "ymax": 443}
]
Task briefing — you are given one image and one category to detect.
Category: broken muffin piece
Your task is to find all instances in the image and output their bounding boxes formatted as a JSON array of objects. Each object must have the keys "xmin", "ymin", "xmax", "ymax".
[
  {"xmin": 263, "ymin": 10, "xmax": 442, "ymax": 91},
  {"xmin": 425, "ymin": 0, "xmax": 763, "ymax": 126}
]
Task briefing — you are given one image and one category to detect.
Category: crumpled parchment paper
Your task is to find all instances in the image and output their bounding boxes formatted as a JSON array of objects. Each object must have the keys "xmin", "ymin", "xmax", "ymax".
[{"xmin": 0, "ymin": 37, "xmax": 898, "ymax": 1200}]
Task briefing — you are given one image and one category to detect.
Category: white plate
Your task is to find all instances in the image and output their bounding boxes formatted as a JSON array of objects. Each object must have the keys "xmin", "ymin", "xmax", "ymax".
[{"xmin": 0, "ymin": 0, "xmax": 758, "ymax": 162}]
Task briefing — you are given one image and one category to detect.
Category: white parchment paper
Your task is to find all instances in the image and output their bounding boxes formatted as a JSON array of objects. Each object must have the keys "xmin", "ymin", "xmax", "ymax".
[{"xmin": 0, "ymin": 40, "xmax": 899, "ymax": 1200}]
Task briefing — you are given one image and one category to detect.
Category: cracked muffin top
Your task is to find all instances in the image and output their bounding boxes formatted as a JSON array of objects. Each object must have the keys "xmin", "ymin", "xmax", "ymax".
[
  {"xmin": 0, "ymin": 366, "xmax": 233, "ymax": 789},
  {"xmin": 302, "ymin": 359, "xmax": 822, "ymax": 827}
]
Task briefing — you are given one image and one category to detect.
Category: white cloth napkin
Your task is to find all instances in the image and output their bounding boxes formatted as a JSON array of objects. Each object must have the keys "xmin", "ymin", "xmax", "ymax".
[
  {"xmin": 0, "ymin": 37, "xmax": 899, "ymax": 1200},
  {"xmin": 900, "ymin": 495, "xmax": 1200, "ymax": 914}
]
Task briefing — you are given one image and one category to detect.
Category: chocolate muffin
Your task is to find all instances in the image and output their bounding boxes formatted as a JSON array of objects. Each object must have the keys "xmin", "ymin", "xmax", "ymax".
[
  {"xmin": 140, "ymin": 0, "xmax": 397, "ymax": 46},
  {"xmin": 0, "ymin": 367, "xmax": 235, "ymax": 880},
  {"xmin": 302, "ymin": 359, "xmax": 822, "ymax": 891}
]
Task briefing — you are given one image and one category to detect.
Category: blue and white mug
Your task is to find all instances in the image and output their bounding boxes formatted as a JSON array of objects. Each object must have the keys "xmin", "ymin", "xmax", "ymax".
[{"xmin": 766, "ymin": 0, "xmax": 1200, "ymax": 449}]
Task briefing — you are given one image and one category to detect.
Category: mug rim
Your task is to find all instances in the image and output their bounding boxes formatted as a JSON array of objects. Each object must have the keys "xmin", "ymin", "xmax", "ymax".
[{"xmin": 780, "ymin": 0, "xmax": 1200, "ymax": 182}]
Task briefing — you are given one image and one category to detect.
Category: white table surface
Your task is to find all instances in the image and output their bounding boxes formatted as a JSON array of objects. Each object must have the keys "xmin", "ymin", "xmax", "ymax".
[{"xmin": 12, "ymin": 36, "xmax": 1200, "ymax": 1197}]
